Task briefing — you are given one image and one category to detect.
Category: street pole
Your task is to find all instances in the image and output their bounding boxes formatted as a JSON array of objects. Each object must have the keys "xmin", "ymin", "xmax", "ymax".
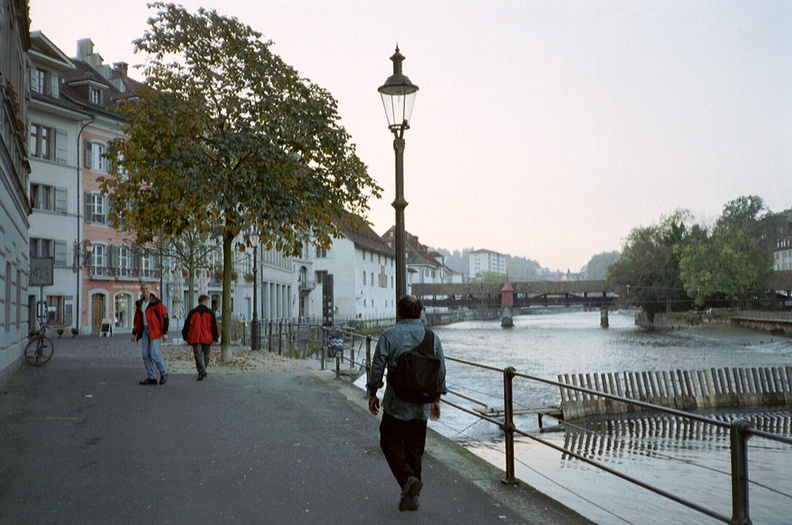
[
  {"xmin": 251, "ymin": 243, "xmax": 259, "ymax": 350},
  {"xmin": 393, "ymin": 136, "xmax": 407, "ymax": 303}
]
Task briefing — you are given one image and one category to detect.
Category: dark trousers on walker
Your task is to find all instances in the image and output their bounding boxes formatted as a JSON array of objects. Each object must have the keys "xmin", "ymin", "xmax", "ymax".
[
  {"xmin": 192, "ymin": 343, "xmax": 211, "ymax": 375},
  {"xmin": 379, "ymin": 411, "xmax": 428, "ymax": 488}
]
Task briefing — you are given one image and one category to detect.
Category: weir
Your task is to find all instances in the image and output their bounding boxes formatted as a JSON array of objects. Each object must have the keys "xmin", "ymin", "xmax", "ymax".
[{"xmin": 558, "ymin": 366, "xmax": 792, "ymax": 421}]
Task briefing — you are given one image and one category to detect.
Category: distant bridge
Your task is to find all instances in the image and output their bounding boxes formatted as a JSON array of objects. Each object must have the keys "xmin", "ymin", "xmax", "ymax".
[{"xmin": 412, "ymin": 280, "xmax": 622, "ymax": 309}]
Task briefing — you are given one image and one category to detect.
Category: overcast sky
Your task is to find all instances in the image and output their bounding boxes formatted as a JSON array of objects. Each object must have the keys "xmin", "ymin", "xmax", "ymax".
[{"xmin": 29, "ymin": 1, "xmax": 792, "ymax": 271}]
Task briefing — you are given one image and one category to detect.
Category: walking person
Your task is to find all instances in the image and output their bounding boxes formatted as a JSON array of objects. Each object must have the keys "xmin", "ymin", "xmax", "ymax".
[
  {"xmin": 132, "ymin": 284, "xmax": 170, "ymax": 385},
  {"xmin": 367, "ymin": 295, "xmax": 447, "ymax": 512},
  {"xmin": 182, "ymin": 294, "xmax": 219, "ymax": 380}
]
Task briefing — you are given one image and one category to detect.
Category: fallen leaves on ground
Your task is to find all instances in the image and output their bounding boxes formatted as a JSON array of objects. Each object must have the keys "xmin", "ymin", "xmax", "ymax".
[{"xmin": 161, "ymin": 344, "xmax": 321, "ymax": 374}]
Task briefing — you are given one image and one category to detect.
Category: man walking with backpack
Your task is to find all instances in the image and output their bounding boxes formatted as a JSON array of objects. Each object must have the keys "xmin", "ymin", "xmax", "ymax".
[{"xmin": 367, "ymin": 295, "xmax": 447, "ymax": 512}]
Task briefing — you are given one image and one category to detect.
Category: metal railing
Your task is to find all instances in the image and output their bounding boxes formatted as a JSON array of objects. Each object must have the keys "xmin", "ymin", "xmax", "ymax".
[
  {"xmin": 316, "ymin": 325, "xmax": 791, "ymax": 525},
  {"xmin": 441, "ymin": 357, "xmax": 792, "ymax": 525}
]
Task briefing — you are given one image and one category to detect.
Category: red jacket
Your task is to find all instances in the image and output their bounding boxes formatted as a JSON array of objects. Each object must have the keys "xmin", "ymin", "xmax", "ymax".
[
  {"xmin": 182, "ymin": 304, "xmax": 219, "ymax": 345},
  {"xmin": 132, "ymin": 294, "xmax": 169, "ymax": 340}
]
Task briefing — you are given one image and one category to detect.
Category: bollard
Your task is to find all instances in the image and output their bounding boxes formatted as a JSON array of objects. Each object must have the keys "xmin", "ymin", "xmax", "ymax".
[
  {"xmin": 502, "ymin": 366, "xmax": 519, "ymax": 486},
  {"xmin": 730, "ymin": 418, "xmax": 753, "ymax": 525}
]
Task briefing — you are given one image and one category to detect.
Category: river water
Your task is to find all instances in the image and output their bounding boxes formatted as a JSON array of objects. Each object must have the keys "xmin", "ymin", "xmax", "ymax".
[{"xmin": 419, "ymin": 311, "xmax": 792, "ymax": 525}]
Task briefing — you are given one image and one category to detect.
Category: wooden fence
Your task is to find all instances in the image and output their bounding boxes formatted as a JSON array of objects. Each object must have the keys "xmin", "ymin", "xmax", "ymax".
[{"xmin": 558, "ymin": 366, "xmax": 792, "ymax": 421}]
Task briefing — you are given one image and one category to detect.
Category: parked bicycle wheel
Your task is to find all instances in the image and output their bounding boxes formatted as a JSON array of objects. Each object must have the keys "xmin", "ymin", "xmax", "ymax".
[{"xmin": 24, "ymin": 336, "xmax": 54, "ymax": 366}]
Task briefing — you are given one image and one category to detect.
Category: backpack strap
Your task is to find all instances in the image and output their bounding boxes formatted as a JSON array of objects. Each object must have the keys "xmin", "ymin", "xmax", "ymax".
[{"xmin": 413, "ymin": 328, "xmax": 434, "ymax": 356}]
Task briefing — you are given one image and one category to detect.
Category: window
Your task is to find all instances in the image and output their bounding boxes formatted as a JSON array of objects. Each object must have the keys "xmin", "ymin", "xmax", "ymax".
[
  {"xmin": 30, "ymin": 184, "xmax": 67, "ymax": 212},
  {"xmin": 141, "ymin": 253, "xmax": 152, "ymax": 276},
  {"xmin": 47, "ymin": 295, "xmax": 63, "ymax": 325},
  {"xmin": 315, "ymin": 247, "xmax": 327, "ymax": 258},
  {"xmin": 86, "ymin": 192, "xmax": 107, "ymax": 224},
  {"xmin": 371, "ymin": 272, "xmax": 374, "ymax": 287},
  {"xmin": 362, "ymin": 271, "xmax": 366, "ymax": 286},
  {"xmin": 361, "ymin": 250, "xmax": 365, "ymax": 260},
  {"xmin": 29, "ymin": 124, "xmax": 52, "ymax": 159},
  {"xmin": 29, "ymin": 238, "xmax": 52, "ymax": 258},
  {"xmin": 85, "ymin": 141, "xmax": 108, "ymax": 172},
  {"xmin": 31, "ymin": 68, "xmax": 47, "ymax": 94},
  {"xmin": 91, "ymin": 244, "xmax": 107, "ymax": 271},
  {"xmin": 29, "ymin": 124, "xmax": 66, "ymax": 162},
  {"xmin": 89, "ymin": 87, "xmax": 102, "ymax": 105},
  {"xmin": 30, "ymin": 68, "xmax": 57, "ymax": 96},
  {"xmin": 117, "ymin": 246, "xmax": 131, "ymax": 276}
]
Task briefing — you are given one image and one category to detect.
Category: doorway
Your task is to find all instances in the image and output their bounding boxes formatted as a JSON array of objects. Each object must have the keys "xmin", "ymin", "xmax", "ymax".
[{"xmin": 91, "ymin": 294, "xmax": 105, "ymax": 334}]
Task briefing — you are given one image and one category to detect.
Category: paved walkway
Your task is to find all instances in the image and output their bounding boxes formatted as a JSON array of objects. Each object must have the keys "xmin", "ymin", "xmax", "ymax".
[{"xmin": 0, "ymin": 336, "xmax": 593, "ymax": 524}]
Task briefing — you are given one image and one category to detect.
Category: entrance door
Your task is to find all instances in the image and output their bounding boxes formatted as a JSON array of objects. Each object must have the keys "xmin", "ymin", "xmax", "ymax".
[{"xmin": 91, "ymin": 295, "xmax": 105, "ymax": 333}]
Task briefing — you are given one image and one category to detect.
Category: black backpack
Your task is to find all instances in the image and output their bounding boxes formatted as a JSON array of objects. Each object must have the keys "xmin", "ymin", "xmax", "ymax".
[{"xmin": 389, "ymin": 329, "xmax": 441, "ymax": 404}]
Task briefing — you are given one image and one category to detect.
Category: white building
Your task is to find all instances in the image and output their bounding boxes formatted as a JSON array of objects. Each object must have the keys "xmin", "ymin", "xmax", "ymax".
[
  {"xmin": 27, "ymin": 31, "xmax": 90, "ymax": 333},
  {"xmin": 310, "ymin": 220, "xmax": 396, "ymax": 324},
  {"xmin": 468, "ymin": 248, "xmax": 507, "ymax": 280},
  {"xmin": 0, "ymin": 0, "xmax": 31, "ymax": 387}
]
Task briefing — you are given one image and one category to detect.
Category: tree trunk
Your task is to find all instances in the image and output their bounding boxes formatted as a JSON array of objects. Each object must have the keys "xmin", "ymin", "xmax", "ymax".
[{"xmin": 221, "ymin": 231, "xmax": 234, "ymax": 363}]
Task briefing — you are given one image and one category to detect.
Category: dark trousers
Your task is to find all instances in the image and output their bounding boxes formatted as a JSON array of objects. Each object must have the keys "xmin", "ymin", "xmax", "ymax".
[
  {"xmin": 379, "ymin": 411, "xmax": 428, "ymax": 489},
  {"xmin": 192, "ymin": 343, "xmax": 211, "ymax": 375}
]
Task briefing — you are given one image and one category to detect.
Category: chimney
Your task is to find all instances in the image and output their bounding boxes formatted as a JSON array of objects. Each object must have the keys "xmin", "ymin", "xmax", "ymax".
[{"xmin": 76, "ymin": 38, "xmax": 93, "ymax": 60}]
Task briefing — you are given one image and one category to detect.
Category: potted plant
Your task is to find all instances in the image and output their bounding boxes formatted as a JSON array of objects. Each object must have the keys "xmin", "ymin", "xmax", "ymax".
[
  {"xmin": 71, "ymin": 327, "xmax": 79, "ymax": 337},
  {"xmin": 57, "ymin": 328, "xmax": 64, "ymax": 338}
]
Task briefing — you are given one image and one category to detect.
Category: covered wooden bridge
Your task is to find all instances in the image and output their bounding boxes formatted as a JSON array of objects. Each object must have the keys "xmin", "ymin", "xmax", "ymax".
[{"xmin": 413, "ymin": 280, "xmax": 622, "ymax": 309}]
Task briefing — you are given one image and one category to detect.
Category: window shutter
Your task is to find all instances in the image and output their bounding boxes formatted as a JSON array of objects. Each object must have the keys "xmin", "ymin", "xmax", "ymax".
[
  {"xmin": 109, "ymin": 244, "xmax": 118, "ymax": 270},
  {"xmin": 54, "ymin": 240, "xmax": 67, "ymax": 265},
  {"xmin": 84, "ymin": 192, "xmax": 91, "ymax": 222},
  {"xmin": 50, "ymin": 74, "xmax": 59, "ymax": 98},
  {"xmin": 106, "ymin": 197, "xmax": 114, "ymax": 226},
  {"xmin": 85, "ymin": 141, "xmax": 92, "ymax": 169},
  {"xmin": 55, "ymin": 129, "xmax": 67, "ymax": 163},
  {"xmin": 55, "ymin": 187, "xmax": 67, "ymax": 213}
]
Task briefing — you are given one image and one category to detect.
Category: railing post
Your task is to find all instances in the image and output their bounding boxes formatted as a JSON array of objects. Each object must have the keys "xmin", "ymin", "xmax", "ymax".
[
  {"xmin": 502, "ymin": 366, "xmax": 519, "ymax": 486},
  {"xmin": 320, "ymin": 326, "xmax": 326, "ymax": 371},
  {"xmin": 730, "ymin": 418, "xmax": 753, "ymax": 525},
  {"xmin": 278, "ymin": 321, "xmax": 283, "ymax": 355},
  {"xmin": 365, "ymin": 335, "xmax": 372, "ymax": 380}
]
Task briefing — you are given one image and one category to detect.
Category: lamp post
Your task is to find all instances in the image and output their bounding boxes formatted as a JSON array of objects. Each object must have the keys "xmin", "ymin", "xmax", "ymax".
[
  {"xmin": 251, "ymin": 236, "xmax": 260, "ymax": 351},
  {"xmin": 73, "ymin": 240, "xmax": 93, "ymax": 334},
  {"xmin": 379, "ymin": 46, "xmax": 418, "ymax": 306}
]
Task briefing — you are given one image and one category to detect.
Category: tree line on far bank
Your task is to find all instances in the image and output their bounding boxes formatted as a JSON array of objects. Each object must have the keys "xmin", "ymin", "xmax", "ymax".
[{"xmin": 606, "ymin": 195, "xmax": 782, "ymax": 322}]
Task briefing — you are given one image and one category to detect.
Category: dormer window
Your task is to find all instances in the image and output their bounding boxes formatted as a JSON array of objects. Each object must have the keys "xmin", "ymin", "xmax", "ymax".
[
  {"xmin": 30, "ymin": 67, "xmax": 59, "ymax": 97},
  {"xmin": 89, "ymin": 86, "xmax": 103, "ymax": 105}
]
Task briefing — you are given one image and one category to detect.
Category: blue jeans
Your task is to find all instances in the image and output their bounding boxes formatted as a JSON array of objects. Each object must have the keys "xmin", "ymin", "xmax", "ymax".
[{"xmin": 141, "ymin": 328, "xmax": 168, "ymax": 379}]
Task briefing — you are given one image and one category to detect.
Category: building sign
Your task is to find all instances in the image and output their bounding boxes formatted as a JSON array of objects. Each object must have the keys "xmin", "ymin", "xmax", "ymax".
[{"xmin": 30, "ymin": 257, "xmax": 54, "ymax": 286}]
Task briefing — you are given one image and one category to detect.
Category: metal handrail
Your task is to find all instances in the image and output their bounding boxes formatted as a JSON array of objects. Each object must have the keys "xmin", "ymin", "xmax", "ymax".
[{"xmin": 317, "ymin": 328, "xmax": 789, "ymax": 524}]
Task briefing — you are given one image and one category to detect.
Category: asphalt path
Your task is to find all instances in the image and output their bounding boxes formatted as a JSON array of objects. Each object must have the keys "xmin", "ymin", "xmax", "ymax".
[{"xmin": 0, "ymin": 336, "xmax": 593, "ymax": 525}]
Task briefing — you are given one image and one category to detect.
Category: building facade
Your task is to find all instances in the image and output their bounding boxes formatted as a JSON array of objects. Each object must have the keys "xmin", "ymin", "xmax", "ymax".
[
  {"xmin": 0, "ymin": 0, "xmax": 31, "ymax": 386},
  {"xmin": 468, "ymin": 248, "xmax": 507, "ymax": 280}
]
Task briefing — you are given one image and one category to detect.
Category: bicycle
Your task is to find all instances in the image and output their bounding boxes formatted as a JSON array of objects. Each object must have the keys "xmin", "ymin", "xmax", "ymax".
[{"xmin": 25, "ymin": 318, "xmax": 55, "ymax": 366}]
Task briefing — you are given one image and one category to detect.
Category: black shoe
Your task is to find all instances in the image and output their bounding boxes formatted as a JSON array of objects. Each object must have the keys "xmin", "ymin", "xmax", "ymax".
[
  {"xmin": 197, "ymin": 372, "xmax": 206, "ymax": 381},
  {"xmin": 159, "ymin": 373, "xmax": 168, "ymax": 385},
  {"xmin": 399, "ymin": 477, "xmax": 422, "ymax": 512},
  {"xmin": 139, "ymin": 378, "xmax": 157, "ymax": 385}
]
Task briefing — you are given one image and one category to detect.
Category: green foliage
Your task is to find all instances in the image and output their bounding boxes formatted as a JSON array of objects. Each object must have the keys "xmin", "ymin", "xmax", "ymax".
[
  {"xmin": 583, "ymin": 251, "xmax": 621, "ymax": 280},
  {"xmin": 100, "ymin": 3, "xmax": 381, "ymax": 357},
  {"xmin": 679, "ymin": 196, "xmax": 778, "ymax": 308},
  {"xmin": 607, "ymin": 210, "xmax": 694, "ymax": 322}
]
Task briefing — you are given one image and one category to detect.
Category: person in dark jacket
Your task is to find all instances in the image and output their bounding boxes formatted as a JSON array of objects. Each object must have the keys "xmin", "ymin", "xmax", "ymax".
[
  {"xmin": 182, "ymin": 294, "xmax": 219, "ymax": 381},
  {"xmin": 131, "ymin": 284, "xmax": 170, "ymax": 385}
]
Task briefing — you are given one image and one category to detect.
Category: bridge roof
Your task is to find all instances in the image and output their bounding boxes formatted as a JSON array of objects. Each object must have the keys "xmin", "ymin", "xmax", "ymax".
[{"xmin": 413, "ymin": 280, "xmax": 618, "ymax": 297}]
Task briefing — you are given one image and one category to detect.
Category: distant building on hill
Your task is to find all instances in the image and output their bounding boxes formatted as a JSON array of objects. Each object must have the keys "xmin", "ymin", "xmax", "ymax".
[{"xmin": 468, "ymin": 248, "xmax": 506, "ymax": 280}]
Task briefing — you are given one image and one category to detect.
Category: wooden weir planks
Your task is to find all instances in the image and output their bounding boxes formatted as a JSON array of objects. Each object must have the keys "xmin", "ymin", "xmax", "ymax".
[{"xmin": 557, "ymin": 366, "xmax": 792, "ymax": 421}]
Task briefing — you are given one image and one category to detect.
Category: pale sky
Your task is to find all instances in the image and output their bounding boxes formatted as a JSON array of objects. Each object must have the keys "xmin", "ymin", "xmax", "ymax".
[{"xmin": 29, "ymin": 1, "xmax": 792, "ymax": 272}]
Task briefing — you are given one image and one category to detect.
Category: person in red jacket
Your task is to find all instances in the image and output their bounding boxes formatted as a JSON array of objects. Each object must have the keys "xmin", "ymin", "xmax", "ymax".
[
  {"xmin": 181, "ymin": 294, "xmax": 219, "ymax": 381},
  {"xmin": 131, "ymin": 284, "xmax": 170, "ymax": 385}
]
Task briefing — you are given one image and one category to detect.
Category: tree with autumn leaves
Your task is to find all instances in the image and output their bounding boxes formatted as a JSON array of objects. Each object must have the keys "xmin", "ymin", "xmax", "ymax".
[{"xmin": 101, "ymin": 4, "xmax": 381, "ymax": 361}]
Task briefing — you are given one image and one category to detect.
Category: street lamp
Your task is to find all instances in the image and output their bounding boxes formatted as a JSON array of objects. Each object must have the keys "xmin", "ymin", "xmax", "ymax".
[
  {"xmin": 251, "ymin": 234, "xmax": 260, "ymax": 351},
  {"xmin": 73, "ymin": 240, "xmax": 93, "ymax": 335},
  {"xmin": 379, "ymin": 46, "xmax": 418, "ymax": 306}
]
